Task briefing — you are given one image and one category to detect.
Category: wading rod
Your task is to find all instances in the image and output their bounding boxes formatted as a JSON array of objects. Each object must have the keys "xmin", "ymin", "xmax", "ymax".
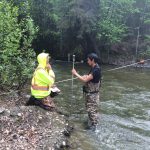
[
  {"xmin": 72, "ymin": 55, "xmax": 75, "ymax": 88},
  {"xmin": 70, "ymin": 55, "xmax": 75, "ymax": 114}
]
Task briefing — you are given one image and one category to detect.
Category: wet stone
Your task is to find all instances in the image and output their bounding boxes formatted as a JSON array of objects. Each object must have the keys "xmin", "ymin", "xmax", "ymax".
[
  {"xmin": 17, "ymin": 113, "xmax": 22, "ymax": 117},
  {"xmin": 0, "ymin": 108, "xmax": 5, "ymax": 114}
]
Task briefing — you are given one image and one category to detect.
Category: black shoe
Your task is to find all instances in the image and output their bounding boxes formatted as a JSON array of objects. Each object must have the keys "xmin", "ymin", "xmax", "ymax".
[
  {"xmin": 85, "ymin": 124, "xmax": 96, "ymax": 131},
  {"xmin": 89, "ymin": 125, "xmax": 96, "ymax": 131}
]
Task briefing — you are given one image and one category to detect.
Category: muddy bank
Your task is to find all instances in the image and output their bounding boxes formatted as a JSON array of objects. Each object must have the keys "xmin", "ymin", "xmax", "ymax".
[{"xmin": 0, "ymin": 92, "xmax": 72, "ymax": 150}]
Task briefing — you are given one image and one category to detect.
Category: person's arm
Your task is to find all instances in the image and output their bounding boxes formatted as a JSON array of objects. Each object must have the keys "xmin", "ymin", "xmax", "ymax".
[{"xmin": 72, "ymin": 68, "xmax": 93, "ymax": 82}]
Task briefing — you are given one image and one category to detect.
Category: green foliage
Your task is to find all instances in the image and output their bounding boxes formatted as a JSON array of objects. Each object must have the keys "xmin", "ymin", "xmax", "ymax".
[
  {"xmin": 143, "ymin": 0, "xmax": 150, "ymax": 26},
  {"xmin": 2, "ymin": 0, "xmax": 150, "ymax": 90},
  {"xmin": 145, "ymin": 34, "xmax": 150, "ymax": 40},
  {"xmin": 54, "ymin": 0, "xmax": 101, "ymax": 56},
  {"xmin": 0, "ymin": 0, "xmax": 37, "ymax": 90},
  {"xmin": 29, "ymin": 0, "xmax": 59, "ymax": 37},
  {"xmin": 96, "ymin": 20, "xmax": 127, "ymax": 44},
  {"xmin": 139, "ymin": 48, "xmax": 150, "ymax": 59},
  {"xmin": 2, "ymin": 0, "xmax": 149, "ymax": 66},
  {"xmin": 28, "ymin": 0, "xmax": 60, "ymax": 53},
  {"xmin": 12, "ymin": 0, "xmax": 149, "ymax": 60},
  {"xmin": 97, "ymin": 0, "xmax": 136, "ymax": 45},
  {"xmin": 53, "ymin": 0, "xmax": 139, "ymax": 56}
]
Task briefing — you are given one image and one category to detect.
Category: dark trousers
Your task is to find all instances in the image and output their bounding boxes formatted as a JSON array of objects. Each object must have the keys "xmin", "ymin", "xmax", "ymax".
[{"xmin": 26, "ymin": 96, "xmax": 54, "ymax": 111}]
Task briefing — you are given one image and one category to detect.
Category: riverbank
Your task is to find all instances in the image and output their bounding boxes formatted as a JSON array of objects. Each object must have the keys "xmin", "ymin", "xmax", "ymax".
[{"xmin": 0, "ymin": 91, "xmax": 72, "ymax": 150}]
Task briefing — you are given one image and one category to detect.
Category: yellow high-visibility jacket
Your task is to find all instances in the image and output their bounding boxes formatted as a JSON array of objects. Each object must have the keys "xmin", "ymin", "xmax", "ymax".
[{"xmin": 31, "ymin": 53, "xmax": 55, "ymax": 98}]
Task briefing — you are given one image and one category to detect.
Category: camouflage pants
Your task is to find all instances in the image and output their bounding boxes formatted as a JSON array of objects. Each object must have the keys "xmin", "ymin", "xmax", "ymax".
[{"xmin": 85, "ymin": 92, "xmax": 100, "ymax": 126}]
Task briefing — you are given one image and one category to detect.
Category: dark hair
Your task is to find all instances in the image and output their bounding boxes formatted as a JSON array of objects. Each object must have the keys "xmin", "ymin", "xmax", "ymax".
[{"xmin": 87, "ymin": 53, "xmax": 99, "ymax": 63}]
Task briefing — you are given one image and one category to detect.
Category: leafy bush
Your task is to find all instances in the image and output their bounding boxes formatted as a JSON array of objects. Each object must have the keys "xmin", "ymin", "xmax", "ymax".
[
  {"xmin": 139, "ymin": 47, "xmax": 150, "ymax": 59},
  {"xmin": 0, "ymin": 0, "xmax": 38, "ymax": 91}
]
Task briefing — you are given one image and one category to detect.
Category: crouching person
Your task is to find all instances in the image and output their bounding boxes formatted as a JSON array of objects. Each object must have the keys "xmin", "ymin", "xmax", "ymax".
[{"xmin": 26, "ymin": 52, "xmax": 60, "ymax": 111}]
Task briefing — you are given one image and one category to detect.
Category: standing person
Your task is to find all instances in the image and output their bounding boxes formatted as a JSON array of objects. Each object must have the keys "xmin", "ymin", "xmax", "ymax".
[
  {"xmin": 26, "ymin": 52, "xmax": 60, "ymax": 110},
  {"xmin": 72, "ymin": 53, "xmax": 101, "ymax": 130}
]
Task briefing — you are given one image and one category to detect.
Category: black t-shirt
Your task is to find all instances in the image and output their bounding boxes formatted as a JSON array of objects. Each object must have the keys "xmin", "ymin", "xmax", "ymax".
[{"xmin": 89, "ymin": 64, "xmax": 101, "ymax": 83}]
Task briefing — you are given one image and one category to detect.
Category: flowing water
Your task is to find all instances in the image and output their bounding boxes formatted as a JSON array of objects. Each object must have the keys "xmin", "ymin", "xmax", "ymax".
[{"xmin": 53, "ymin": 62, "xmax": 150, "ymax": 150}]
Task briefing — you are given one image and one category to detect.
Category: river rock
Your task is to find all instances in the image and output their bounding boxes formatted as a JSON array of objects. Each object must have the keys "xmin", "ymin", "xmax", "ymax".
[{"xmin": 0, "ymin": 107, "xmax": 5, "ymax": 114}]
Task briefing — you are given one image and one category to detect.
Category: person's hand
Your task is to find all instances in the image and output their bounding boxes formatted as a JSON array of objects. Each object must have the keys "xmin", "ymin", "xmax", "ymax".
[
  {"xmin": 46, "ymin": 63, "xmax": 51, "ymax": 70},
  {"xmin": 72, "ymin": 68, "xmax": 77, "ymax": 76}
]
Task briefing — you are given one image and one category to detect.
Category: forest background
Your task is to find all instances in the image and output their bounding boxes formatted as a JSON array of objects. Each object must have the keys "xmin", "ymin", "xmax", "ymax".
[{"xmin": 0, "ymin": 0, "xmax": 150, "ymax": 91}]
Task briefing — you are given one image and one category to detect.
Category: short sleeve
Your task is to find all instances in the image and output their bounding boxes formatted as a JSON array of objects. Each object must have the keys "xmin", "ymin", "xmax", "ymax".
[{"xmin": 91, "ymin": 67, "xmax": 101, "ymax": 83}]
